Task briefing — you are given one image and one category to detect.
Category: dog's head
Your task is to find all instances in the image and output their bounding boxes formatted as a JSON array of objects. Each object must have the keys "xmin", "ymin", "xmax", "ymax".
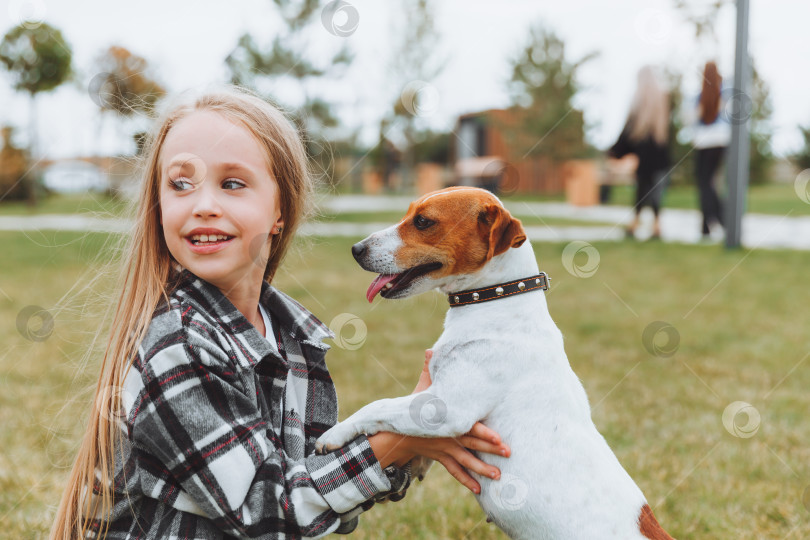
[{"xmin": 355, "ymin": 187, "xmax": 527, "ymax": 302}]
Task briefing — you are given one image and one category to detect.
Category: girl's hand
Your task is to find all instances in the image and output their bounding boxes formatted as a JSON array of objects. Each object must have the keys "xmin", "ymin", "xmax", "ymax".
[
  {"xmin": 368, "ymin": 424, "xmax": 510, "ymax": 494},
  {"xmin": 367, "ymin": 349, "xmax": 511, "ymax": 494}
]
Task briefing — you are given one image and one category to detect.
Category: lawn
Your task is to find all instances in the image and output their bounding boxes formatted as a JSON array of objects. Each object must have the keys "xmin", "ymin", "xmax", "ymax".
[
  {"xmin": 1, "ymin": 230, "xmax": 809, "ymax": 538},
  {"xmin": 503, "ymin": 182, "xmax": 810, "ymax": 216},
  {"xmin": 0, "ymin": 192, "xmax": 130, "ymax": 217},
  {"xmin": 562, "ymin": 183, "xmax": 810, "ymax": 216}
]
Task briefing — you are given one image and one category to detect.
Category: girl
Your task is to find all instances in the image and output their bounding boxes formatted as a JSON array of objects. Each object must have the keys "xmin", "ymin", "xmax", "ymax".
[
  {"xmin": 51, "ymin": 87, "xmax": 509, "ymax": 539},
  {"xmin": 692, "ymin": 61, "xmax": 729, "ymax": 240},
  {"xmin": 609, "ymin": 66, "xmax": 671, "ymax": 240}
]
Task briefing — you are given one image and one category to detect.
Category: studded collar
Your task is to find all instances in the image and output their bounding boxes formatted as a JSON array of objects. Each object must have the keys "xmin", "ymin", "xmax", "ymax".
[{"xmin": 448, "ymin": 272, "xmax": 550, "ymax": 307}]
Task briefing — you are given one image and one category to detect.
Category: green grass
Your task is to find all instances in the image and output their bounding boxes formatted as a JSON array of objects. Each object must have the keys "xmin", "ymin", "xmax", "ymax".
[
  {"xmin": 602, "ymin": 183, "xmax": 810, "ymax": 216},
  {"xmin": 2, "ymin": 232, "xmax": 810, "ymax": 538},
  {"xmin": 0, "ymin": 192, "xmax": 130, "ymax": 217}
]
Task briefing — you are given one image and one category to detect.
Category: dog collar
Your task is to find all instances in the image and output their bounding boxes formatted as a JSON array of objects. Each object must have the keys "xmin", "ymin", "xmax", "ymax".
[{"xmin": 448, "ymin": 272, "xmax": 550, "ymax": 307}]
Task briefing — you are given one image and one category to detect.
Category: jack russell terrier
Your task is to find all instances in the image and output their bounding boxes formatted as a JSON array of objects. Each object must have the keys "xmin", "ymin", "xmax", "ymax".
[{"xmin": 316, "ymin": 187, "xmax": 673, "ymax": 539}]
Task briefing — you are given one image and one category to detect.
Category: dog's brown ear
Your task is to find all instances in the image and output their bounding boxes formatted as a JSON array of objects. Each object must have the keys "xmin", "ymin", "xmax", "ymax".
[{"xmin": 479, "ymin": 204, "xmax": 527, "ymax": 260}]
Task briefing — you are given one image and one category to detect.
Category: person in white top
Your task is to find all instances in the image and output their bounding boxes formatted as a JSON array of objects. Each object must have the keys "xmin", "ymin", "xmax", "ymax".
[{"xmin": 691, "ymin": 61, "xmax": 730, "ymax": 239}]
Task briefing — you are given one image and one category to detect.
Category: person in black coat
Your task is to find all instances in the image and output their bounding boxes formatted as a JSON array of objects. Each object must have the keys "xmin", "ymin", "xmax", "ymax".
[{"xmin": 609, "ymin": 66, "xmax": 671, "ymax": 240}]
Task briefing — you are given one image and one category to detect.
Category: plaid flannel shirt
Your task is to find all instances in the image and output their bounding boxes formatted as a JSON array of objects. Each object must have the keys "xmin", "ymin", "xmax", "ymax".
[{"xmin": 89, "ymin": 270, "xmax": 409, "ymax": 539}]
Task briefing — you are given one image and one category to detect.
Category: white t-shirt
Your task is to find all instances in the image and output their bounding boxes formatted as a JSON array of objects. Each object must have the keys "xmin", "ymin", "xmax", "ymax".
[
  {"xmin": 683, "ymin": 93, "xmax": 732, "ymax": 149},
  {"xmin": 259, "ymin": 304, "xmax": 279, "ymax": 354}
]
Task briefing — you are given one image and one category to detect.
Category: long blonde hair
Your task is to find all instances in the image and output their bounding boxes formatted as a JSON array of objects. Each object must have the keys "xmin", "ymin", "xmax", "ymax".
[
  {"xmin": 50, "ymin": 86, "xmax": 313, "ymax": 539},
  {"xmin": 628, "ymin": 65, "xmax": 670, "ymax": 145}
]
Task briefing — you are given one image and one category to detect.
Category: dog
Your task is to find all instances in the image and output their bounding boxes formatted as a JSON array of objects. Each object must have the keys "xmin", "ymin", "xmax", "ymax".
[{"xmin": 316, "ymin": 187, "xmax": 673, "ymax": 539}]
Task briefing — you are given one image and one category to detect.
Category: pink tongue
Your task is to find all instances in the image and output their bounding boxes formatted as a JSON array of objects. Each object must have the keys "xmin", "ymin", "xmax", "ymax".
[{"xmin": 366, "ymin": 274, "xmax": 398, "ymax": 303}]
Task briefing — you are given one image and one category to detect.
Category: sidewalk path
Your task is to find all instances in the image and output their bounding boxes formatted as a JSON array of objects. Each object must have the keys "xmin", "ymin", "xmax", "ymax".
[{"xmin": 2, "ymin": 195, "xmax": 809, "ymax": 250}]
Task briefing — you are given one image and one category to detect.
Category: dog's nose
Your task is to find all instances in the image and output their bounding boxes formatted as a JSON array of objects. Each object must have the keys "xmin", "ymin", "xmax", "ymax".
[{"xmin": 351, "ymin": 242, "xmax": 367, "ymax": 260}]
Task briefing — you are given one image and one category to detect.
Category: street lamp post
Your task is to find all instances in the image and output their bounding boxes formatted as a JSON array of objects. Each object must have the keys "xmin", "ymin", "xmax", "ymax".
[{"xmin": 725, "ymin": 0, "xmax": 751, "ymax": 249}]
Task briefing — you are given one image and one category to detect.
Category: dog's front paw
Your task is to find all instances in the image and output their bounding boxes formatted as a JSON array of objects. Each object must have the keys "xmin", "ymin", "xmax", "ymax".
[
  {"xmin": 410, "ymin": 456, "xmax": 434, "ymax": 481},
  {"xmin": 315, "ymin": 423, "xmax": 361, "ymax": 454}
]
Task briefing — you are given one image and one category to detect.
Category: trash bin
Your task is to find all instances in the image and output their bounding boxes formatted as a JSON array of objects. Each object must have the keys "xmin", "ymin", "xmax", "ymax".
[{"xmin": 563, "ymin": 160, "xmax": 599, "ymax": 206}]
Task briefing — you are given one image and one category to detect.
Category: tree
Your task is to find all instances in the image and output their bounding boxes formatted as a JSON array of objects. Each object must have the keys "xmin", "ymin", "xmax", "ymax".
[
  {"xmin": 0, "ymin": 21, "xmax": 72, "ymax": 203},
  {"xmin": 663, "ymin": 69, "xmax": 695, "ymax": 186},
  {"xmin": 790, "ymin": 124, "xmax": 810, "ymax": 172},
  {"xmin": 225, "ymin": 0, "xmax": 353, "ymax": 152},
  {"xmin": 90, "ymin": 46, "xmax": 166, "ymax": 157},
  {"xmin": 507, "ymin": 25, "xmax": 596, "ymax": 162},
  {"xmin": 90, "ymin": 46, "xmax": 165, "ymax": 117},
  {"xmin": 673, "ymin": 1, "xmax": 774, "ymax": 184},
  {"xmin": 0, "ymin": 126, "xmax": 29, "ymax": 201},
  {"xmin": 386, "ymin": 0, "xmax": 446, "ymax": 189},
  {"xmin": 745, "ymin": 63, "xmax": 773, "ymax": 185}
]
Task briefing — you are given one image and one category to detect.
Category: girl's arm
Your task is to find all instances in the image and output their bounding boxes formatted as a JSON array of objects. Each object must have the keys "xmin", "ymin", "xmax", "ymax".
[
  {"xmin": 608, "ymin": 119, "xmax": 634, "ymax": 159},
  {"xmin": 368, "ymin": 350, "xmax": 510, "ymax": 495},
  {"xmin": 128, "ymin": 334, "xmax": 397, "ymax": 539}
]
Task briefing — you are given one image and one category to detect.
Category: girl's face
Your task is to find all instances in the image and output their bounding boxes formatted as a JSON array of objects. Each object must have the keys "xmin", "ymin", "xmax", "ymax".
[{"xmin": 158, "ymin": 110, "xmax": 284, "ymax": 296}]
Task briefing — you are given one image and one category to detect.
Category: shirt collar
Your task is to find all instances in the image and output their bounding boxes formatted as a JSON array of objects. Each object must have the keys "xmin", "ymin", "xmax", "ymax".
[{"xmin": 173, "ymin": 269, "xmax": 335, "ymax": 348}]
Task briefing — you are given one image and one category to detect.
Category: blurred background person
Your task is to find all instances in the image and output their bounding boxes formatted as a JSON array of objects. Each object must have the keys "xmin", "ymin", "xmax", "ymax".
[
  {"xmin": 608, "ymin": 65, "xmax": 671, "ymax": 240},
  {"xmin": 691, "ymin": 61, "xmax": 730, "ymax": 241}
]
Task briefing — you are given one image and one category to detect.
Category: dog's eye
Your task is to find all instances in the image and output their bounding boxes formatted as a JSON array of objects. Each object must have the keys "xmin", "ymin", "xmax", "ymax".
[{"xmin": 413, "ymin": 214, "xmax": 436, "ymax": 230}]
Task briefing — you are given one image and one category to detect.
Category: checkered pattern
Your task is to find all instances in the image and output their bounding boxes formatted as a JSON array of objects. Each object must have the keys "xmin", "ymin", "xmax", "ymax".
[{"xmin": 88, "ymin": 270, "xmax": 406, "ymax": 539}]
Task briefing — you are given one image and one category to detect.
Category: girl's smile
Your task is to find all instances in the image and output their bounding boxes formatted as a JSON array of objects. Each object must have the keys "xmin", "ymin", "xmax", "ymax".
[{"xmin": 185, "ymin": 227, "xmax": 235, "ymax": 254}]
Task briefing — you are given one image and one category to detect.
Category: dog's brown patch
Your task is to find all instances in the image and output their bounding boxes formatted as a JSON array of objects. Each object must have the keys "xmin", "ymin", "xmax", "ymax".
[
  {"xmin": 394, "ymin": 187, "xmax": 526, "ymax": 276},
  {"xmin": 638, "ymin": 504, "xmax": 673, "ymax": 540}
]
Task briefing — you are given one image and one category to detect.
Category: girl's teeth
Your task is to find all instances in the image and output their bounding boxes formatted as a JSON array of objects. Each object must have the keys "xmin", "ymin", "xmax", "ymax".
[{"xmin": 191, "ymin": 234, "xmax": 230, "ymax": 244}]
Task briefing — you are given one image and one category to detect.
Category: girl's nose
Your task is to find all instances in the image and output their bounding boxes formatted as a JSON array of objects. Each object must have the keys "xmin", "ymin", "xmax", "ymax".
[{"xmin": 192, "ymin": 183, "xmax": 223, "ymax": 218}]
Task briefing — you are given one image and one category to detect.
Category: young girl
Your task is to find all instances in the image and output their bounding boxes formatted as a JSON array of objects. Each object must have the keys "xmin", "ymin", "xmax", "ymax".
[
  {"xmin": 692, "ymin": 61, "xmax": 729, "ymax": 240},
  {"xmin": 609, "ymin": 66, "xmax": 671, "ymax": 240},
  {"xmin": 51, "ymin": 87, "xmax": 509, "ymax": 539}
]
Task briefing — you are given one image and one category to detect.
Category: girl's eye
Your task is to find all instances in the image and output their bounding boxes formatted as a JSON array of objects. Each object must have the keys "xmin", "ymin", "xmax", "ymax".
[
  {"xmin": 413, "ymin": 214, "xmax": 436, "ymax": 230},
  {"xmin": 169, "ymin": 178, "xmax": 194, "ymax": 191},
  {"xmin": 222, "ymin": 179, "xmax": 246, "ymax": 190}
]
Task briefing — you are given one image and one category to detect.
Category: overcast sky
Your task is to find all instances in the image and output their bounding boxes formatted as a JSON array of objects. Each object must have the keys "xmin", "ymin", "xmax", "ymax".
[{"xmin": 0, "ymin": 0, "xmax": 807, "ymax": 162}]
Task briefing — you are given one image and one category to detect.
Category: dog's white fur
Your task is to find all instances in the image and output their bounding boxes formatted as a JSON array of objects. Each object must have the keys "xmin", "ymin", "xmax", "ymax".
[{"xmin": 316, "ymin": 191, "xmax": 660, "ymax": 539}]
